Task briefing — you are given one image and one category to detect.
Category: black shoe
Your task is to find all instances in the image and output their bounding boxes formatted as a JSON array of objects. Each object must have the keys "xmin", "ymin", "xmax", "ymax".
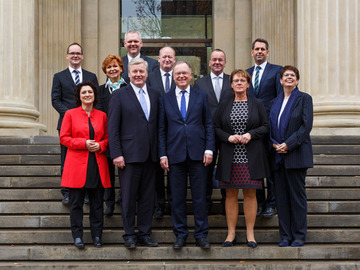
[
  {"xmin": 195, "ymin": 238, "xmax": 210, "ymax": 249},
  {"xmin": 246, "ymin": 239, "xmax": 258, "ymax": 248},
  {"xmin": 221, "ymin": 236, "xmax": 237, "ymax": 247},
  {"xmin": 93, "ymin": 237, "xmax": 103, "ymax": 248},
  {"xmin": 124, "ymin": 238, "xmax": 136, "ymax": 249},
  {"xmin": 256, "ymin": 206, "xmax": 263, "ymax": 217},
  {"xmin": 173, "ymin": 238, "xmax": 186, "ymax": 249},
  {"xmin": 84, "ymin": 193, "xmax": 89, "ymax": 204},
  {"xmin": 104, "ymin": 206, "xmax": 114, "ymax": 218},
  {"xmin": 137, "ymin": 236, "xmax": 158, "ymax": 247},
  {"xmin": 262, "ymin": 208, "xmax": 275, "ymax": 218},
  {"xmin": 62, "ymin": 194, "xmax": 70, "ymax": 205},
  {"xmin": 153, "ymin": 207, "xmax": 164, "ymax": 219},
  {"xmin": 74, "ymin": 238, "xmax": 85, "ymax": 249}
]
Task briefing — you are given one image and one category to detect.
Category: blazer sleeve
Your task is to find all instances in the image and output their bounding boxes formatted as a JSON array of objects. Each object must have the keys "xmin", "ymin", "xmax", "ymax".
[
  {"xmin": 285, "ymin": 94, "xmax": 313, "ymax": 151},
  {"xmin": 59, "ymin": 111, "xmax": 87, "ymax": 150},
  {"xmin": 51, "ymin": 73, "xmax": 69, "ymax": 117},
  {"xmin": 202, "ymin": 93, "xmax": 215, "ymax": 152},
  {"xmin": 158, "ymin": 95, "xmax": 168, "ymax": 158}
]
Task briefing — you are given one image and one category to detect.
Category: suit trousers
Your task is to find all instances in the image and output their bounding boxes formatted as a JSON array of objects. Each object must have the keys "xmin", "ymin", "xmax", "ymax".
[
  {"xmin": 154, "ymin": 163, "xmax": 172, "ymax": 210},
  {"xmin": 103, "ymin": 156, "xmax": 116, "ymax": 208},
  {"xmin": 169, "ymin": 158, "xmax": 209, "ymax": 240},
  {"xmin": 69, "ymin": 186, "xmax": 104, "ymax": 240},
  {"xmin": 119, "ymin": 159, "xmax": 155, "ymax": 240},
  {"xmin": 274, "ymin": 164, "xmax": 307, "ymax": 241},
  {"xmin": 256, "ymin": 176, "xmax": 276, "ymax": 209}
]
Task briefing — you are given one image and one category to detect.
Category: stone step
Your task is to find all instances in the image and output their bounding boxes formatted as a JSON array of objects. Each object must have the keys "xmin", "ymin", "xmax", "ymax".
[
  {"xmin": 1, "ymin": 215, "xmax": 359, "ymax": 229},
  {"xmin": 1, "ymin": 201, "xmax": 359, "ymax": 214},
  {"xmin": 311, "ymin": 135, "xmax": 360, "ymax": 145},
  {"xmin": 312, "ymin": 145, "xmax": 360, "ymax": 155},
  {"xmin": 313, "ymin": 154, "xmax": 360, "ymax": 165},
  {"xmin": 307, "ymin": 165, "xmax": 360, "ymax": 176},
  {"xmin": 0, "ymin": 261, "xmax": 359, "ymax": 270},
  {"xmin": 1, "ymin": 176, "xmax": 359, "ymax": 188},
  {"xmin": 0, "ymin": 155, "xmax": 60, "ymax": 165},
  {"xmin": 0, "ymin": 145, "xmax": 60, "ymax": 155},
  {"xmin": 1, "ymin": 188, "xmax": 360, "ymax": 201},
  {"xmin": 0, "ymin": 136, "xmax": 59, "ymax": 145},
  {"xmin": 0, "ymin": 244, "xmax": 359, "ymax": 261}
]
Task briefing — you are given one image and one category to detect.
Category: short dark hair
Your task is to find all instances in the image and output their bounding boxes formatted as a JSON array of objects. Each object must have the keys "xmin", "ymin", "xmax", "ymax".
[
  {"xmin": 280, "ymin": 65, "xmax": 300, "ymax": 80},
  {"xmin": 67, "ymin": 43, "xmax": 83, "ymax": 54},
  {"xmin": 251, "ymin": 38, "xmax": 269, "ymax": 50},
  {"xmin": 74, "ymin": 81, "xmax": 98, "ymax": 107}
]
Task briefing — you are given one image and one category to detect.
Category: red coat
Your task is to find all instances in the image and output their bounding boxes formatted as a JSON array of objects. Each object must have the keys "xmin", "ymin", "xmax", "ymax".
[{"xmin": 60, "ymin": 106, "xmax": 111, "ymax": 188}]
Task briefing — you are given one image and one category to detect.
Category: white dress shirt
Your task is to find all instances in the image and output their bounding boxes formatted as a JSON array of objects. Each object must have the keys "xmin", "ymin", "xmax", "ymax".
[
  {"xmin": 68, "ymin": 66, "xmax": 83, "ymax": 84},
  {"xmin": 251, "ymin": 61, "xmax": 267, "ymax": 87},
  {"xmin": 175, "ymin": 85, "xmax": 190, "ymax": 111},
  {"xmin": 210, "ymin": 72, "xmax": 224, "ymax": 90},
  {"xmin": 160, "ymin": 69, "xmax": 173, "ymax": 90}
]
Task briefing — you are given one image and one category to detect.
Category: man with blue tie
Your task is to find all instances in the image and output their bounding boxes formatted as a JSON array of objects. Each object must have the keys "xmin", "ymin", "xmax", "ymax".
[
  {"xmin": 108, "ymin": 58, "xmax": 160, "ymax": 249},
  {"xmin": 51, "ymin": 42, "xmax": 98, "ymax": 205},
  {"xmin": 148, "ymin": 46, "xmax": 176, "ymax": 219},
  {"xmin": 158, "ymin": 61, "xmax": 215, "ymax": 249},
  {"xmin": 246, "ymin": 38, "xmax": 283, "ymax": 218}
]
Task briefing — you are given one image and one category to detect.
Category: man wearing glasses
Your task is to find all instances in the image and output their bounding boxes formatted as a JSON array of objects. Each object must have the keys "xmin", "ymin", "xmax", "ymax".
[{"xmin": 51, "ymin": 42, "xmax": 98, "ymax": 205}]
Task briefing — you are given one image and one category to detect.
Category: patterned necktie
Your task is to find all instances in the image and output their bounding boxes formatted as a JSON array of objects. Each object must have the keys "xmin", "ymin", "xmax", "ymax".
[
  {"xmin": 139, "ymin": 89, "xmax": 149, "ymax": 121},
  {"xmin": 214, "ymin": 76, "xmax": 221, "ymax": 102},
  {"xmin": 180, "ymin": 90, "xmax": 187, "ymax": 121},
  {"xmin": 73, "ymin": 70, "xmax": 80, "ymax": 85},
  {"xmin": 254, "ymin": 66, "xmax": 261, "ymax": 96},
  {"xmin": 165, "ymin": 72, "xmax": 170, "ymax": 93}
]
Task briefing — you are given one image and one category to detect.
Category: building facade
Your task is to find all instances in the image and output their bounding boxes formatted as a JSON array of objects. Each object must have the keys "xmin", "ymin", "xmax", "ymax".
[{"xmin": 0, "ymin": 0, "xmax": 359, "ymax": 136}]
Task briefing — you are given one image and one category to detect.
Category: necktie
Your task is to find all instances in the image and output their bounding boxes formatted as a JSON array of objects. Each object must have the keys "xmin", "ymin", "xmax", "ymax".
[
  {"xmin": 165, "ymin": 73, "xmax": 170, "ymax": 93},
  {"xmin": 73, "ymin": 70, "xmax": 80, "ymax": 85},
  {"xmin": 180, "ymin": 90, "xmax": 187, "ymax": 121},
  {"xmin": 139, "ymin": 89, "xmax": 149, "ymax": 121},
  {"xmin": 214, "ymin": 76, "xmax": 221, "ymax": 102},
  {"xmin": 254, "ymin": 66, "xmax": 261, "ymax": 96}
]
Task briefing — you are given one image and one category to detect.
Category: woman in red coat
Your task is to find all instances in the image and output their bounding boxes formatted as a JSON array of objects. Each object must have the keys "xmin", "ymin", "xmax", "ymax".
[{"xmin": 60, "ymin": 81, "xmax": 111, "ymax": 249}]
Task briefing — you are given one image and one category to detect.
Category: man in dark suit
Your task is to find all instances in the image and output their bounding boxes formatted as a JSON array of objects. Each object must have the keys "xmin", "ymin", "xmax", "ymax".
[
  {"xmin": 51, "ymin": 42, "xmax": 98, "ymax": 205},
  {"xmin": 194, "ymin": 49, "xmax": 232, "ymax": 214},
  {"xmin": 147, "ymin": 46, "xmax": 176, "ymax": 219},
  {"xmin": 159, "ymin": 61, "xmax": 215, "ymax": 249},
  {"xmin": 108, "ymin": 58, "xmax": 159, "ymax": 249},
  {"xmin": 246, "ymin": 38, "xmax": 283, "ymax": 218},
  {"xmin": 121, "ymin": 30, "xmax": 158, "ymax": 83}
]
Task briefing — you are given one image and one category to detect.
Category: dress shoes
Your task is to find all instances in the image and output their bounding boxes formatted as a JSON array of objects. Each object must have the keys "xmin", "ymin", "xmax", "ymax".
[
  {"xmin": 84, "ymin": 193, "xmax": 89, "ymax": 204},
  {"xmin": 246, "ymin": 239, "xmax": 258, "ymax": 248},
  {"xmin": 291, "ymin": 240, "xmax": 305, "ymax": 247},
  {"xmin": 221, "ymin": 236, "xmax": 237, "ymax": 247},
  {"xmin": 124, "ymin": 238, "xmax": 136, "ymax": 249},
  {"xmin": 262, "ymin": 208, "xmax": 275, "ymax": 218},
  {"xmin": 62, "ymin": 194, "xmax": 70, "ymax": 205},
  {"xmin": 74, "ymin": 238, "xmax": 85, "ymax": 249},
  {"xmin": 256, "ymin": 206, "xmax": 263, "ymax": 217},
  {"xmin": 93, "ymin": 237, "xmax": 103, "ymax": 248},
  {"xmin": 195, "ymin": 238, "xmax": 211, "ymax": 249},
  {"xmin": 104, "ymin": 206, "xmax": 114, "ymax": 218},
  {"xmin": 278, "ymin": 239, "xmax": 290, "ymax": 247},
  {"xmin": 173, "ymin": 238, "xmax": 186, "ymax": 249},
  {"xmin": 153, "ymin": 207, "xmax": 164, "ymax": 220},
  {"xmin": 137, "ymin": 236, "xmax": 158, "ymax": 247}
]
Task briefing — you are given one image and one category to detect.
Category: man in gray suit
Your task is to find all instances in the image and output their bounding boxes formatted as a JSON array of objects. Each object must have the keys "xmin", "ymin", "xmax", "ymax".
[{"xmin": 51, "ymin": 42, "xmax": 98, "ymax": 205}]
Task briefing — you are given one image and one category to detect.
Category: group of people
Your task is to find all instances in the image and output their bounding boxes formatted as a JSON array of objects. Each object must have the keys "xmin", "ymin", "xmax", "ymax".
[{"xmin": 51, "ymin": 31, "xmax": 313, "ymax": 250}]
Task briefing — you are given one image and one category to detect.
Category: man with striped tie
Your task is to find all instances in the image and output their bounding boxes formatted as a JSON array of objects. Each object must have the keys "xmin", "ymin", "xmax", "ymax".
[
  {"xmin": 246, "ymin": 38, "xmax": 283, "ymax": 218},
  {"xmin": 51, "ymin": 42, "xmax": 98, "ymax": 205}
]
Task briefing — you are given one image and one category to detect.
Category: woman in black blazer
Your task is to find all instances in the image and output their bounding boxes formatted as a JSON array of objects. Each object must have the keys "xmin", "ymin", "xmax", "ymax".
[
  {"xmin": 269, "ymin": 65, "xmax": 313, "ymax": 247},
  {"xmin": 97, "ymin": 54, "xmax": 127, "ymax": 217},
  {"xmin": 214, "ymin": 69, "xmax": 270, "ymax": 248}
]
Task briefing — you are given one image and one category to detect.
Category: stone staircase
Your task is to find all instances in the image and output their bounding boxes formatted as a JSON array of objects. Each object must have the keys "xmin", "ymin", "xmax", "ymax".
[{"xmin": 0, "ymin": 136, "xmax": 359, "ymax": 269}]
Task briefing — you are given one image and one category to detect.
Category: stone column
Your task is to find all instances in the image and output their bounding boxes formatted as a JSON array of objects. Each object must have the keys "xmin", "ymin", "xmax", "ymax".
[
  {"xmin": 297, "ymin": 0, "xmax": 360, "ymax": 135},
  {"xmin": 0, "ymin": 0, "xmax": 46, "ymax": 135}
]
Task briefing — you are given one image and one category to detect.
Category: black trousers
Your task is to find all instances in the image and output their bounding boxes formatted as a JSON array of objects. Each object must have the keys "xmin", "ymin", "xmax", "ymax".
[
  {"xmin": 69, "ymin": 187, "xmax": 104, "ymax": 239},
  {"xmin": 154, "ymin": 163, "xmax": 171, "ymax": 210},
  {"xmin": 103, "ymin": 156, "xmax": 116, "ymax": 208}
]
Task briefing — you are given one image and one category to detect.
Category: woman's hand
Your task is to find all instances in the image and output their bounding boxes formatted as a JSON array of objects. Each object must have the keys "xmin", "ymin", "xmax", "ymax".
[
  {"xmin": 86, "ymin": 140, "xmax": 100, "ymax": 152},
  {"xmin": 228, "ymin": 134, "xmax": 242, "ymax": 144},
  {"xmin": 240, "ymin": 133, "xmax": 251, "ymax": 144}
]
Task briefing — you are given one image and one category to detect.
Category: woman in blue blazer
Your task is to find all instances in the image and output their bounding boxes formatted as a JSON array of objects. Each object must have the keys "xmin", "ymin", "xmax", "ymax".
[{"xmin": 269, "ymin": 65, "xmax": 313, "ymax": 247}]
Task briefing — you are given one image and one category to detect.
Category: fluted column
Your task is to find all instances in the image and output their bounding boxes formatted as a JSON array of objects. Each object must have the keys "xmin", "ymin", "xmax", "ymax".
[
  {"xmin": 297, "ymin": 0, "xmax": 360, "ymax": 134},
  {"xmin": 0, "ymin": 0, "xmax": 46, "ymax": 135}
]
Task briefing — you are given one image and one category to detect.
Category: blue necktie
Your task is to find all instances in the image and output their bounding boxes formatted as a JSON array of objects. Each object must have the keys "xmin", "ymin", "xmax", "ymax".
[
  {"xmin": 180, "ymin": 90, "xmax": 187, "ymax": 121},
  {"xmin": 254, "ymin": 66, "xmax": 261, "ymax": 96},
  {"xmin": 139, "ymin": 89, "xmax": 149, "ymax": 121},
  {"xmin": 73, "ymin": 70, "xmax": 80, "ymax": 85},
  {"xmin": 165, "ymin": 72, "xmax": 170, "ymax": 93}
]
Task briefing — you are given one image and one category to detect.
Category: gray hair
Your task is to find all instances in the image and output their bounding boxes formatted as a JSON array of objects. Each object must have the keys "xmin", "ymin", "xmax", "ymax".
[
  {"xmin": 125, "ymin": 30, "xmax": 142, "ymax": 42},
  {"xmin": 128, "ymin": 58, "xmax": 148, "ymax": 72}
]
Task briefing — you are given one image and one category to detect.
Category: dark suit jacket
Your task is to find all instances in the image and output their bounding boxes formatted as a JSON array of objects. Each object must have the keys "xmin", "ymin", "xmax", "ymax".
[
  {"xmin": 194, "ymin": 73, "xmax": 233, "ymax": 118},
  {"xmin": 122, "ymin": 55, "xmax": 159, "ymax": 83},
  {"xmin": 107, "ymin": 83, "xmax": 160, "ymax": 163},
  {"xmin": 246, "ymin": 63, "xmax": 283, "ymax": 112},
  {"xmin": 214, "ymin": 95, "xmax": 270, "ymax": 182},
  {"xmin": 51, "ymin": 68, "xmax": 98, "ymax": 130},
  {"xmin": 158, "ymin": 87, "xmax": 215, "ymax": 164},
  {"xmin": 147, "ymin": 69, "xmax": 176, "ymax": 95},
  {"xmin": 96, "ymin": 82, "xmax": 127, "ymax": 114},
  {"xmin": 270, "ymin": 91, "xmax": 313, "ymax": 169}
]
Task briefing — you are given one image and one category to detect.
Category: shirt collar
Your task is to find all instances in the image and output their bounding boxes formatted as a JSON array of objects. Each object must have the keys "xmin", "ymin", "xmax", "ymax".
[
  {"xmin": 175, "ymin": 85, "xmax": 190, "ymax": 96},
  {"xmin": 160, "ymin": 69, "xmax": 173, "ymax": 77},
  {"xmin": 210, "ymin": 72, "xmax": 224, "ymax": 79},
  {"xmin": 130, "ymin": 82, "xmax": 148, "ymax": 95},
  {"xmin": 127, "ymin": 53, "xmax": 141, "ymax": 63},
  {"xmin": 255, "ymin": 61, "xmax": 267, "ymax": 70},
  {"xmin": 69, "ymin": 66, "xmax": 82, "ymax": 74}
]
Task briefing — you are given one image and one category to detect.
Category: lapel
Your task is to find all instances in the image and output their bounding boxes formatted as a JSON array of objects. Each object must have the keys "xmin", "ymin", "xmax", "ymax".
[
  {"xmin": 205, "ymin": 75, "xmax": 218, "ymax": 103},
  {"xmin": 186, "ymin": 87, "xmax": 199, "ymax": 120},
  {"xmin": 247, "ymin": 67, "xmax": 256, "ymax": 97},
  {"xmin": 223, "ymin": 97, "xmax": 234, "ymax": 131},
  {"xmin": 126, "ymin": 84, "xmax": 148, "ymax": 121},
  {"xmin": 258, "ymin": 63, "xmax": 271, "ymax": 93},
  {"xmin": 290, "ymin": 91, "xmax": 302, "ymax": 114},
  {"xmin": 65, "ymin": 69, "xmax": 75, "ymax": 87},
  {"xmin": 148, "ymin": 86, "xmax": 157, "ymax": 121},
  {"xmin": 168, "ymin": 89, "xmax": 184, "ymax": 121},
  {"xmin": 247, "ymin": 96, "xmax": 254, "ymax": 128},
  {"xmin": 219, "ymin": 73, "xmax": 231, "ymax": 101},
  {"xmin": 155, "ymin": 70, "xmax": 165, "ymax": 93}
]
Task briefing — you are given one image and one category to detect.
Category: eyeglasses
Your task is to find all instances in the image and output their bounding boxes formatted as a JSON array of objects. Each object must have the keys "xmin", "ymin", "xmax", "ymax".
[
  {"xmin": 283, "ymin": 73, "xmax": 296, "ymax": 77},
  {"xmin": 67, "ymin": 52, "xmax": 83, "ymax": 56},
  {"xmin": 232, "ymin": 79, "xmax": 247, "ymax": 83}
]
